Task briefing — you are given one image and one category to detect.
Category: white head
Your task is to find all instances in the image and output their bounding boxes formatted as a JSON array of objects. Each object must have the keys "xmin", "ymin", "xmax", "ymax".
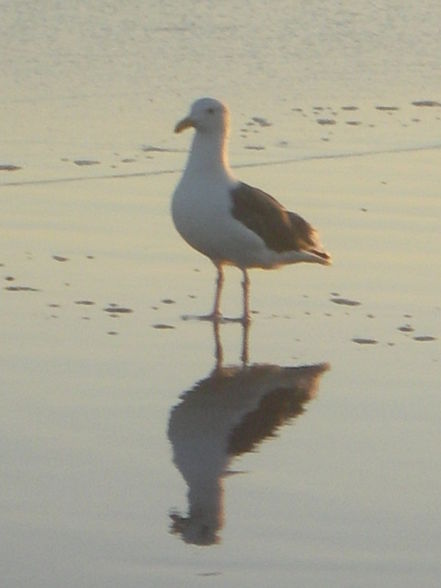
[{"xmin": 175, "ymin": 97, "xmax": 230, "ymax": 137}]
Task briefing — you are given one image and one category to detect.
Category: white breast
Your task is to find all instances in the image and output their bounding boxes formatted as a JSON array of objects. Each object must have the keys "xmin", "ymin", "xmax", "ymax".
[{"xmin": 172, "ymin": 173, "xmax": 239, "ymax": 261}]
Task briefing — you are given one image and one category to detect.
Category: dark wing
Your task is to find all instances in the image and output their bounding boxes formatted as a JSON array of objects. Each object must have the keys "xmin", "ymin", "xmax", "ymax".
[{"xmin": 230, "ymin": 182, "xmax": 319, "ymax": 253}]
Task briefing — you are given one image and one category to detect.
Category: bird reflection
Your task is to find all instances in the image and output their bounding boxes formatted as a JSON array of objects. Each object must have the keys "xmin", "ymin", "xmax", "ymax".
[{"xmin": 167, "ymin": 322, "xmax": 330, "ymax": 545}]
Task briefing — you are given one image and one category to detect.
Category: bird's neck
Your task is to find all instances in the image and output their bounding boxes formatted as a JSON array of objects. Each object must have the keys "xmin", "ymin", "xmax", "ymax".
[{"xmin": 185, "ymin": 130, "xmax": 232, "ymax": 179}]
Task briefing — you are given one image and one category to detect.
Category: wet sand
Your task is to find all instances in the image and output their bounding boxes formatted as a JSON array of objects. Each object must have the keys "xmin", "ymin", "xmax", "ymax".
[
  {"xmin": 2, "ymin": 137, "xmax": 440, "ymax": 587},
  {"xmin": 2, "ymin": 2, "xmax": 441, "ymax": 586}
]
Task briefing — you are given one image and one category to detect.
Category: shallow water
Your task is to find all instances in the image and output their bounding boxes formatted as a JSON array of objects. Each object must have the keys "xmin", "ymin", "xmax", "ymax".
[{"xmin": 2, "ymin": 2, "xmax": 441, "ymax": 587}]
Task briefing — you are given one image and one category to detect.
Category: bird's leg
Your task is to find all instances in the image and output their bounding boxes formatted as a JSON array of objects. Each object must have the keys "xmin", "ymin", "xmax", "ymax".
[
  {"xmin": 183, "ymin": 264, "xmax": 224, "ymax": 322},
  {"xmin": 210, "ymin": 264, "xmax": 224, "ymax": 321},
  {"xmin": 241, "ymin": 269, "xmax": 251, "ymax": 325}
]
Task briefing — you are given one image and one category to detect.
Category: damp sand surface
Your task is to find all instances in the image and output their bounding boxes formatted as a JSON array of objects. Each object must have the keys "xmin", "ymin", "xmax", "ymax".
[
  {"xmin": 2, "ymin": 145, "xmax": 440, "ymax": 588},
  {"xmin": 2, "ymin": 3, "xmax": 441, "ymax": 588}
]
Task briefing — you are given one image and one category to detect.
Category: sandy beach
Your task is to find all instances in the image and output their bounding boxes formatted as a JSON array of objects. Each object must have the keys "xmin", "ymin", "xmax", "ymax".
[{"xmin": 2, "ymin": 2, "xmax": 440, "ymax": 587}]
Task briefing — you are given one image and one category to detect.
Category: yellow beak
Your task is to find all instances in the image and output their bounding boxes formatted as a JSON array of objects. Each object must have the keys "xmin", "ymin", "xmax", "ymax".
[{"xmin": 174, "ymin": 116, "xmax": 195, "ymax": 134}]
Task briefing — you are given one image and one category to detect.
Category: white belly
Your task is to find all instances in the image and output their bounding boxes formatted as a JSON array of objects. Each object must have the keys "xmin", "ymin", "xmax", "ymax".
[{"xmin": 172, "ymin": 175, "xmax": 267, "ymax": 267}]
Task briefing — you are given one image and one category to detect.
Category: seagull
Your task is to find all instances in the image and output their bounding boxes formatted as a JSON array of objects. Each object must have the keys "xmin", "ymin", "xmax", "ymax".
[{"xmin": 172, "ymin": 97, "xmax": 331, "ymax": 323}]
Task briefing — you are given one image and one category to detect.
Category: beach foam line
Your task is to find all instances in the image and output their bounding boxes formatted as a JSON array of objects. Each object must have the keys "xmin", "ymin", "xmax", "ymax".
[{"xmin": 2, "ymin": 142, "xmax": 441, "ymax": 188}]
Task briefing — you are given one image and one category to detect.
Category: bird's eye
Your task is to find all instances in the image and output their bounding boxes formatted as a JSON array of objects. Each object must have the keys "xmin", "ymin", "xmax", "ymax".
[{"xmin": 207, "ymin": 107, "xmax": 215, "ymax": 114}]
